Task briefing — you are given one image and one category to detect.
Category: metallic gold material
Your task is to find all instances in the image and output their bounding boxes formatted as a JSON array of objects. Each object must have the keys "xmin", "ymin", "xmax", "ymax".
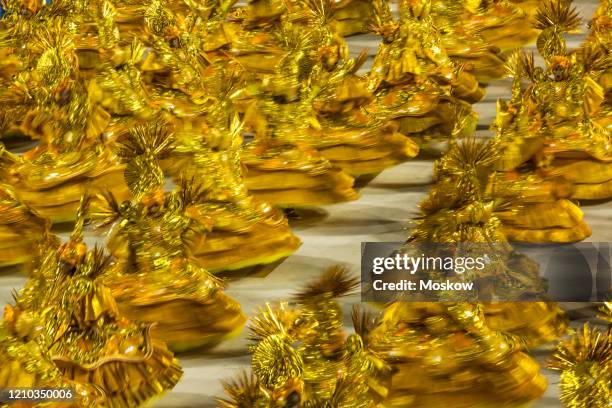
[
  {"xmin": 218, "ymin": 266, "xmax": 391, "ymax": 407},
  {"xmin": 414, "ymin": 136, "xmax": 569, "ymax": 347},
  {"xmin": 241, "ymin": 140, "xmax": 360, "ymax": 206},
  {"xmin": 366, "ymin": 0, "xmax": 480, "ymax": 154},
  {"xmin": 230, "ymin": 0, "xmax": 417, "ymax": 188},
  {"xmin": 131, "ymin": 0, "xmax": 363, "ymax": 207},
  {"xmin": 362, "ymin": 135, "xmax": 562, "ymax": 407},
  {"xmin": 330, "ymin": 0, "xmax": 377, "ymax": 36},
  {"xmin": 0, "ymin": 179, "xmax": 46, "ymax": 268},
  {"xmin": 371, "ymin": 302, "xmax": 547, "ymax": 408},
  {"xmin": 95, "ymin": 122, "xmax": 247, "ymax": 351},
  {"xmin": 231, "ymin": 7, "xmax": 366, "ymax": 204},
  {"xmin": 5, "ymin": 146, "xmax": 130, "ymax": 222},
  {"xmin": 489, "ymin": 1, "xmax": 610, "ymax": 242},
  {"xmin": 549, "ymin": 324, "xmax": 612, "ymax": 408},
  {"xmin": 81, "ymin": 0, "xmax": 302, "ymax": 274},
  {"xmin": 581, "ymin": 0, "xmax": 612, "ymax": 106},
  {"xmin": 121, "ymin": 0, "xmax": 304, "ymax": 271},
  {"xmin": 487, "ymin": 172, "xmax": 592, "ymax": 243},
  {"xmin": 484, "ymin": 302, "xmax": 570, "ymax": 349},
  {"xmin": 0, "ymin": 16, "xmax": 131, "ymax": 222},
  {"xmin": 601, "ymin": 302, "xmax": 612, "ymax": 324},
  {"xmin": 1, "ymin": 311, "xmax": 104, "ymax": 407},
  {"xmin": 175, "ymin": 115, "xmax": 302, "ymax": 273},
  {"xmin": 428, "ymin": 0, "xmax": 537, "ymax": 82},
  {"xmin": 8, "ymin": 197, "xmax": 183, "ymax": 406},
  {"xmin": 146, "ymin": 49, "xmax": 302, "ymax": 272}
]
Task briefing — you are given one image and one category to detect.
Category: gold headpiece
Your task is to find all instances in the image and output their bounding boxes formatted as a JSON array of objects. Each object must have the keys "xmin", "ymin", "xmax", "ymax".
[
  {"xmin": 116, "ymin": 120, "xmax": 174, "ymax": 199},
  {"xmin": 534, "ymin": 0, "xmax": 581, "ymax": 60},
  {"xmin": 548, "ymin": 324, "xmax": 612, "ymax": 408}
]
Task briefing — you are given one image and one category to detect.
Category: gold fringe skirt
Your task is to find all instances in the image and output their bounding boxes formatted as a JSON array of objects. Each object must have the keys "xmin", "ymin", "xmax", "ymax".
[
  {"xmin": 53, "ymin": 339, "xmax": 182, "ymax": 407},
  {"xmin": 483, "ymin": 302, "xmax": 569, "ymax": 348},
  {"xmin": 105, "ymin": 266, "xmax": 246, "ymax": 352},
  {"xmin": 241, "ymin": 140, "xmax": 359, "ymax": 207},
  {"xmin": 498, "ymin": 199, "xmax": 592, "ymax": 243},
  {"xmin": 190, "ymin": 210, "xmax": 302, "ymax": 273},
  {"xmin": 7, "ymin": 155, "xmax": 130, "ymax": 223},
  {"xmin": 301, "ymin": 126, "xmax": 419, "ymax": 177},
  {"xmin": 544, "ymin": 159, "xmax": 612, "ymax": 200}
]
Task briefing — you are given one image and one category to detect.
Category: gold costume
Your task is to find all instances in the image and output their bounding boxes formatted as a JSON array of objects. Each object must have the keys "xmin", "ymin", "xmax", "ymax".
[
  {"xmin": 230, "ymin": 3, "xmax": 361, "ymax": 204},
  {"xmin": 126, "ymin": 0, "xmax": 361, "ymax": 207},
  {"xmin": 0, "ymin": 2, "xmax": 606, "ymax": 408},
  {"xmin": 430, "ymin": 0, "xmax": 538, "ymax": 81},
  {"xmin": 0, "ymin": 310, "xmax": 103, "ymax": 407},
  {"xmin": 232, "ymin": 0, "xmax": 417, "ymax": 190},
  {"xmin": 487, "ymin": 170, "xmax": 592, "ymax": 243},
  {"xmin": 96, "ymin": 122, "xmax": 246, "ymax": 351},
  {"xmin": 490, "ymin": 1, "xmax": 610, "ymax": 243},
  {"xmin": 5, "ymin": 146, "xmax": 129, "ymax": 222},
  {"xmin": 581, "ymin": 0, "xmax": 611, "ymax": 112},
  {"xmin": 0, "ymin": 180, "xmax": 45, "ymax": 269},
  {"xmin": 510, "ymin": 0, "xmax": 542, "ymax": 19},
  {"xmin": 412, "ymin": 136, "xmax": 568, "ymax": 348},
  {"xmin": 360, "ymin": 137, "xmax": 556, "ymax": 407},
  {"xmin": 429, "ymin": 1, "xmax": 505, "ymax": 82},
  {"xmin": 532, "ymin": 2, "xmax": 611, "ymax": 201},
  {"xmin": 174, "ymin": 116, "xmax": 302, "ymax": 273},
  {"xmin": 0, "ymin": 14, "xmax": 130, "ymax": 222},
  {"xmin": 437, "ymin": 0, "xmax": 539, "ymax": 51},
  {"xmin": 2, "ymin": 225, "xmax": 105, "ymax": 406},
  {"xmin": 128, "ymin": 3, "xmax": 303, "ymax": 272},
  {"xmin": 241, "ymin": 140, "xmax": 359, "ymax": 206},
  {"xmin": 548, "ymin": 324, "xmax": 612, "ymax": 408},
  {"xmin": 367, "ymin": 0, "xmax": 480, "ymax": 154},
  {"xmin": 219, "ymin": 266, "xmax": 391, "ymax": 407},
  {"xmin": 371, "ymin": 302, "xmax": 547, "ymax": 408},
  {"xmin": 330, "ymin": 0, "xmax": 377, "ymax": 36},
  {"xmin": 9, "ymin": 200, "xmax": 182, "ymax": 407}
]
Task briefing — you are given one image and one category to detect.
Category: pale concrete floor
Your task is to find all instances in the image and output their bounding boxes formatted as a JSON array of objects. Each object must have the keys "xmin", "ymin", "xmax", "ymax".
[{"xmin": 0, "ymin": 1, "xmax": 608, "ymax": 407}]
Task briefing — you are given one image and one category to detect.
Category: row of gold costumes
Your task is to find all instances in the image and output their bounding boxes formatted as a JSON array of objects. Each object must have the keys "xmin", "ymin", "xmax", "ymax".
[{"xmin": 0, "ymin": 0, "xmax": 610, "ymax": 406}]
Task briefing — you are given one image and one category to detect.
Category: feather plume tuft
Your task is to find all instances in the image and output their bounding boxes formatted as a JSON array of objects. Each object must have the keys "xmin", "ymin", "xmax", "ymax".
[{"xmin": 293, "ymin": 265, "xmax": 359, "ymax": 302}]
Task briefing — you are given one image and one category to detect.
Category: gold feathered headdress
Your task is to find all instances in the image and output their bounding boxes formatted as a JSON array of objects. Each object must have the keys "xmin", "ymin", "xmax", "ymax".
[
  {"xmin": 115, "ymin": 120, "xmax": 174, "ymax": 199},
  {"xmin": 534, "ymin": 0, "xmax": 581, "ymax": 60}
]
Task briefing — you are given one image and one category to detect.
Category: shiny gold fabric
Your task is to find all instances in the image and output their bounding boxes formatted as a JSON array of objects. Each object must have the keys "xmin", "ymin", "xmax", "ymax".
[
  {"xmin": 10, "ymin": 213, "xmax": 183, "ymax": 407},
  {"xmin": 164, "ymin": 101, "xmax": 302, "ymax": 273},
  {"xmin": 581, "ymin": 0, "xmax": 612, "ymax": 98},
  {"xmin": 414, "ymin": 137, "xmax": 569, "ymax": 347},
  {"xmin": 79, "ymin": 0, "xmax": 303, "ymax": 274},
  {"xmin": 241, "ymin": 140, "xmax": 360, "ymax": 206},
  {"xmin": 430, "ymin": 0, "xmax": 538, "ymax": 81},
  {"xmin": 0, "ymin": 318, "xmax": 103, "ymax": 407},
  {"xmin": 5, "ymin": 147, "xmax": 130, "ymax": 222},
  {"xmin": 330, "ymin": 0, "xmax": 377, "ymax": 36},
  {"xmin": 488, "ymin": 172, "xmax": 592, "ymax": 243},
  {"xmin": 219, "ymin": 266, "xmax": 391, "ymax": 407},
  {"xmin": 0, "ymin": 7, "xmax": 131, "ymax": 222},
  {"xmin": 362, "ymin": 136, "xmax": 561, "ymax": 407},
  {"xmin": 96, "ymin": 122, "xmax": 247, "ymax": 351},
  {"xmin": 484, "ymin": 302, "xmax": 569, "ymax": 348},
  {"xmin": 487, "ymin": 3, "xmax": 610, "ymax": 247},
  {"xmin": 548, "ymin": 324, "xmax": 612, "ymax": 408},
  {"xmin": 230, "ymin": 0, "xmax": 419, "ymax": 183},
  {"xmin": 366, "ymin": 0, "xmax": 481, "ymax": 154},
  {"xmin": 119, "ymin": 0, "xmax": 366, "ymax": 207},
  {"xmin": 371, "ymin": 302, "xmax": 547, "ymax": 408},
  {"xmin": 188, "ymin": 203, "xmax": 301, "ymax": 273},
  {"xmin": 0, "ymin": 182, "xmax": 46, "ymax": 268}
]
